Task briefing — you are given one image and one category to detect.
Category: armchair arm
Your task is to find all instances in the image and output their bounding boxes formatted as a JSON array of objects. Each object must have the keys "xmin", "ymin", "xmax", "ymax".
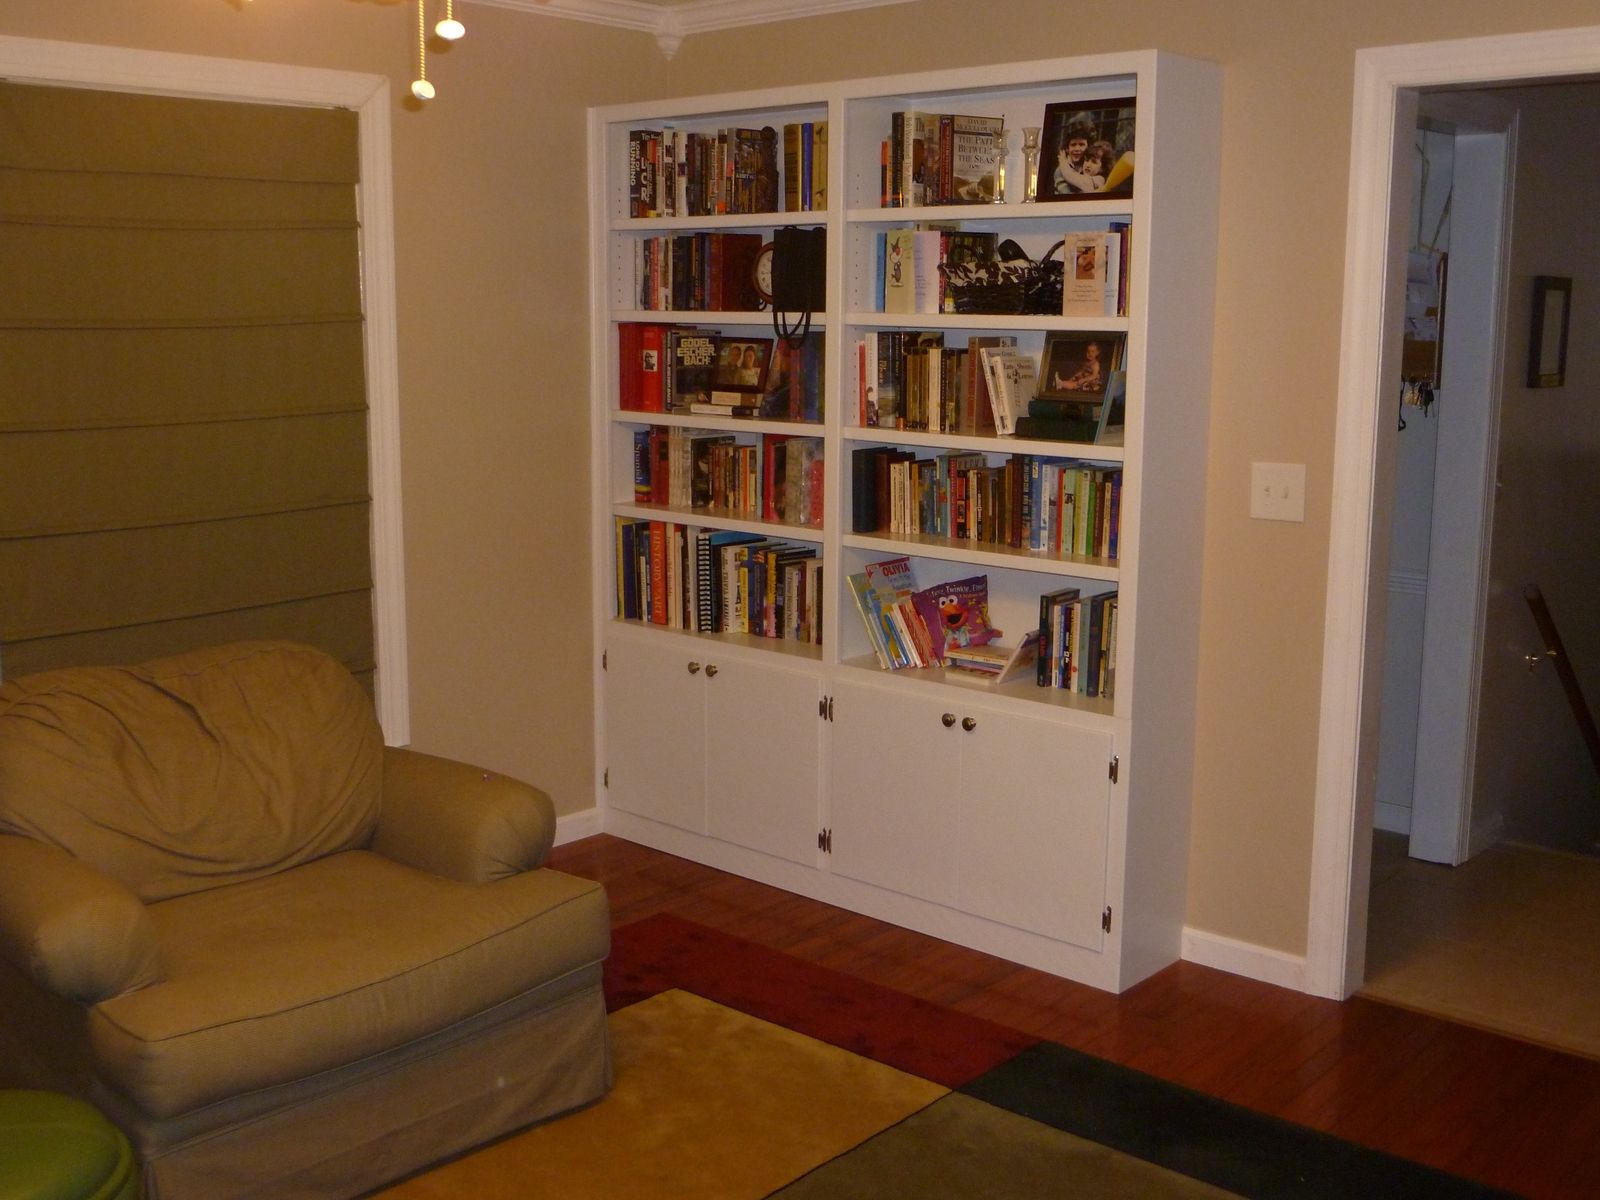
[
  {"xmin": 374, "ymin": 747, "xmax": 557, "ymax": 883},
  {"xmin": 0, "ymin": 836, "xmax": 160, "ymax": 1003}
]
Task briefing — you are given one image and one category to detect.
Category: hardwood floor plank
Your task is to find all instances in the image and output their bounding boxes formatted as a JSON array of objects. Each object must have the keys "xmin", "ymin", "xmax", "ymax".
[{"xmin": 550, "ymin": 835, "xmax": 1600, "ymax": 1199}]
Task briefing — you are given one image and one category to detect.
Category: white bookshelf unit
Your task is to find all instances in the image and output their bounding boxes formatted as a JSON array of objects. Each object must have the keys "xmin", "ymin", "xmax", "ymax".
[{"xmin": 588, "ymin": 51, "xmax": 1221, "ymax": 992}]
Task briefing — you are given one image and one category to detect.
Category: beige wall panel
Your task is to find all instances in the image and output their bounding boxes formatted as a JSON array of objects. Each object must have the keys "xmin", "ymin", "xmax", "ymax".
[{"xmin": 5, "ymin": 0, "xmax": 1595, "ymax": 959}]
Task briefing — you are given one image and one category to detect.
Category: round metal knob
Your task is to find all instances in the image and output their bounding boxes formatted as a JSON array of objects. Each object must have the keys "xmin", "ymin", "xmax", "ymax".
[
  {"xmin": 705, "ymin": 664, "xmax": 719, "ymax": 678},
  {"xmin": 941, "ymin": 712, "xmax": 957, "ymax": 728},
  {"xmin": 961, "ymin": 716, "xmax": 977, "ymax": 732},
  {"xmin": 687, "ymin": 661, "xmax": 701, "ymax": 674}
]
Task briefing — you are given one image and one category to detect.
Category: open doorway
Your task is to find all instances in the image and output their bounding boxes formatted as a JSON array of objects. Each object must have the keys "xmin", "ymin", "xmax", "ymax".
[{"xmin": 1309, "ymin": 27, "xmax": 1600, "ymax": 1058}]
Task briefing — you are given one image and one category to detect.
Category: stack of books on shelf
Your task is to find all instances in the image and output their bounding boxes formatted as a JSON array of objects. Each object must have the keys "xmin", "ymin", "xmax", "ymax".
[
  {"xmin": 850, "ymin": 449, "xmax": 1121, "ymax": 559},
  {"xmin": 846, "ymin": 557, "xmax": 1001, "ymax": 671},
  {"xmin": 615, "ymin": 519, "xmax": 821, "ymax": 643},
  {"xmin": 620, "ymin": 325, "xmax": 823, "ymax": 421},
  {"xmin": 633, "ymin": 427, "xmax": 823, "ymax": 528},
  {"xmin": 881, "ymin": 111, "xmax": 1004, "ymax": 207},
  {"xmin": 628, "ymin": 126, "xmax": 780, "ymax": 217},
  {"xmin": 1037, "ymin": 587, "xmax": 1118, "ymax": 699},
  {"xmin": 632, "ymin": 233, "xmax": 764, "ymax": 312}
]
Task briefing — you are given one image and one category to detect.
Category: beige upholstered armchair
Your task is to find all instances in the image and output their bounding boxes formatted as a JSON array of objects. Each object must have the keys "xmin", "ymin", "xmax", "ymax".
[{"xmin": 0, "ymin": 641, "xmax": 611, "ymax": 1200}]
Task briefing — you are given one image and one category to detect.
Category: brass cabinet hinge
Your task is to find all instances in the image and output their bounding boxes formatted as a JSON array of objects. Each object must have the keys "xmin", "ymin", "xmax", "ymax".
[
  {"xmin": 818, "ymin": 695, "xmax": 834, "ymax": 721},
  {"xmin": 1108, "ymin": 755, "xmax": 1119, "ymax": 783},
  {"xmin": 817, "ymin": 827, "xmax": 833, "ymax": 853},
  {"xmin": 1102, "ymin": 906, "xmax": 1113, "ymax": 933}
]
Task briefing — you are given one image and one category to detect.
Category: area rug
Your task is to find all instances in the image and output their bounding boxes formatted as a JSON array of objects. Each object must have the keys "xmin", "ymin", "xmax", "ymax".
[{"xmin": 375, "ymin": 914, "xmax": 1517, "ymax": 1200}]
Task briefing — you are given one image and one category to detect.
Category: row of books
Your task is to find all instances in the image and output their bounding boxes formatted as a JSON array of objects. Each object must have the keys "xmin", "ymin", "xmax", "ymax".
[
  {"xmin": 615, "ymin": 518, "xmax": 822, "ymax": 643},
  {"xmin": 882, "ymin": 111, "xmax": 1004, "ymax": 208},
  {"xmin": 1039, "ymin": 587, "xmax": 1118, "ymax": 698},
  {"xmin": 627, "ymin": 126, "xmax": 780, "ymax": 218},
  {"xmin": 633, "ymin": 427, "xmax": 824, "ymax": 528},
  {"xmin": 851, "ymin": 448, "xmax": 1122, "ymax": 559},
  {"xmin": 632, "ymin": 232, "xmax": 764, "ymax": 313},
  {"xmin": 619, "ymin": 324, "xmax": 824, "ymax": 421},
  {"xmin": 854, "ymin": 332, "xmax": 1034, "ymax": 435},
  {"xmin": 846, "ymin": 557, "xmax": 1001, "ymax": 671},
  {"xmin": 781, "ymin": 122, "xmax": 829, "ymax": 213}
]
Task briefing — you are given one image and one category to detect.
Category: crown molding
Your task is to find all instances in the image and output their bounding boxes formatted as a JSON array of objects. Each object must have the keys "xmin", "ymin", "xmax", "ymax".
[{"xmin": 471, "ymin": 0, "xmax": 917, "ymax": 57}]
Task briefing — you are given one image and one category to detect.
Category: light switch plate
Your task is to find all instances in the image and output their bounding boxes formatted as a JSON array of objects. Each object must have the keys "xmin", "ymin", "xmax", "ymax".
[{"xmin": 1250, "ymin": 461, "xmax": 1306, "ymax": 522}]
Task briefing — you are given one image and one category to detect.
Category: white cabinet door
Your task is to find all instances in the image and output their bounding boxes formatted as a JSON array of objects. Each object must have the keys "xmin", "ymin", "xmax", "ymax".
[
  {"xmin": 828, "ymin": 677, "xmax": 962, "ymax": 907},
  {"xmin": 705, "ymin": 658, "xmax": 822, "ymax": 866},
  {"xmin": 957, "ymin": 705, "xmax": 1112, "ymax": 951},
  {"xmin": 604, "ymin": 635, "xmax": 707, "ymax": 834}
]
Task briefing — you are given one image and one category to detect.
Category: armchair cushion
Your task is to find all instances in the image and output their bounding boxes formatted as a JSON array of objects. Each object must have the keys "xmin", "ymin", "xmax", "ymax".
[
  {"xmin": 0, "ymin": 642, "xmax": 383, "ymax": 903},
  {"xmin": 89, "ymin": 850, "xmax": 608, "ymax": 1119}
]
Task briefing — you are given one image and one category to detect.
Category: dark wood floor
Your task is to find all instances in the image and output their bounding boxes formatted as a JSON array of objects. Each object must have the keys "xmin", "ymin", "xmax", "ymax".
[{"xmin": 551, "ymin": 834, "xmax": 1600, "ymax": 1200}]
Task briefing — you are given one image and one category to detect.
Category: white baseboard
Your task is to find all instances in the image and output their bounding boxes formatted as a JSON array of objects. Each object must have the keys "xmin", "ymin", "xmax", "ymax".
[
  {"xmin": 1182, "ymin": 927, "xmax": 1308, "ymax": 993},
  {"xmin": 554, "ymin": 806, "xmax": 604, "ymax": 847}
]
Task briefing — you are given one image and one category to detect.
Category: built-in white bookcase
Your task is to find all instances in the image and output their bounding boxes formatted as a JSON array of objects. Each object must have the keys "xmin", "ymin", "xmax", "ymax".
[{"xmin": 588, "ymin": 51, "xmax": 1221, "ymax": 992}]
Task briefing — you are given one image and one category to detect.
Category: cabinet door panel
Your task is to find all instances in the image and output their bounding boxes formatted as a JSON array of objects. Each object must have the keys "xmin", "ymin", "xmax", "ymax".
[
  {"xmin": 828, "ymin": 678, "xmax": 960, "ymax": 906},
  {"xmin": 604, "ymin": 636, "xmax": 706, "ymax": 833},
  {"xmin": 706, "ymin": 659, "xmax": 822, "ymax": 866},
  {"xmin": 958, "ymin": 708, "xmax": 1111, "ymax": 950}
]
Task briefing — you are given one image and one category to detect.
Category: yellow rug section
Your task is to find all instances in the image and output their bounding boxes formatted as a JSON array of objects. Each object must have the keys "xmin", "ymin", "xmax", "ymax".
[{"xmin": 377, "ymin": 989, "xmax": 948, "ymax": 1199}]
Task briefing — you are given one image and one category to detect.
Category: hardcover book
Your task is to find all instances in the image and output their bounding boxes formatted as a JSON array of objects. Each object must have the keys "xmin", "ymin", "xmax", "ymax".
[{"xmin": 910, "ymin": 575, "xmax": 999, "ymax": 664}]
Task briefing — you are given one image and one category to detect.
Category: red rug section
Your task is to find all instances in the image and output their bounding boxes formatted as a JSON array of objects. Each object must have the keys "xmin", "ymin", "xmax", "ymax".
[{"xmin": 605, "ymin": 913, "xmax": 1037, "ymax": 1089}]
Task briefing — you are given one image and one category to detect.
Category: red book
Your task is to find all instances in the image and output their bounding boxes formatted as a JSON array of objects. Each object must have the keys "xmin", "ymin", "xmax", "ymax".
[
  {"xmin": 618, "ymin": 323, "xmax": 640, "ymax": 411},
  {"xmin": 638, "ymin": 323, "xmax": 666, "ymax": 412},
  {"xmin": 648, "ymin": 521, "xmax": 668, "ymax": 625}
]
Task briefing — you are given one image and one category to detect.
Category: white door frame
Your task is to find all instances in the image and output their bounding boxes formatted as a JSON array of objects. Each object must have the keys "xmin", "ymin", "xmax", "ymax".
[
  {"xmin": 1307, "ymin": 23, "xmax": 1600, "ymax": 1000},
  {"xmin": 0, "ymin": 35, "xmax": 412, "ymax": 746}
]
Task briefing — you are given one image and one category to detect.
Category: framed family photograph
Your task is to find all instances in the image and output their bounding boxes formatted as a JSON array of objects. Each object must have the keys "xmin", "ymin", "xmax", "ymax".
[
  {"xmin": 710, "ymin": 336, "xmax": 774, "ymax": 403},
  {"xmin": 1038, "ymin": 331, "xmax": 1125, "ymax": 403},
  {"xmin": 1035, "ymin": 97, "xmax": 1136, "ymax": 202}
]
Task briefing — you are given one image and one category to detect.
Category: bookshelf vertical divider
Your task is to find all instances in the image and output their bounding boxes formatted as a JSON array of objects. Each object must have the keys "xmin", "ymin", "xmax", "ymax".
[{"xmin": 589, "ymin": 52, "xmax": 1221, "ymax": 992}]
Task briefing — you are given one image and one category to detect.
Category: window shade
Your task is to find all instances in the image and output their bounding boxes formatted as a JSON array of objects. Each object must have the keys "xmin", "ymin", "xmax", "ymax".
[{"xmin": 0, "ymin": 82, "xmax": 374, "ymax": 688}]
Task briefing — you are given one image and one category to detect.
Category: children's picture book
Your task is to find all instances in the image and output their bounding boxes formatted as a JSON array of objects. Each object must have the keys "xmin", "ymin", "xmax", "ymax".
[
  {"xmin": 945, "ymin": 628, "xmax": 1041, "ymax": 686},
  {"xmin": 910, "ymin": 575, "xmax": 1000, "ymax": 664}
]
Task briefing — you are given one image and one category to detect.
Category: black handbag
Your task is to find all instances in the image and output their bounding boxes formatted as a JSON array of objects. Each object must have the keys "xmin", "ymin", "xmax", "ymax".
[{"xmin": 771, "ymin": 225, "xmax": 826, "ymax": 346}]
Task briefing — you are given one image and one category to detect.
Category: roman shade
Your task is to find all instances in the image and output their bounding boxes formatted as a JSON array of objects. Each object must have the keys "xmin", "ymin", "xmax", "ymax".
[{"xmin": 0, "ymin": 81, "xmax": 374, "ymax": 686}]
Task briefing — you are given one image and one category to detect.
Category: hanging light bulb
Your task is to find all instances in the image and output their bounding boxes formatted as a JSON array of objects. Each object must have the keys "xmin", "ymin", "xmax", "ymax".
[
  {"xmin": 435, "ymin": 0, "xmax": 465, "ymax": 41},
  {"xmin": 410, "ymin": 0, "xmax": 435, "ymax": 100}
]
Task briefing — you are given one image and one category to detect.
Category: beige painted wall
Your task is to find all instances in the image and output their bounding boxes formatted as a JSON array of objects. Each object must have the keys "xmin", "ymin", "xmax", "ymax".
[{"xmin": 3, "ymin": 0, "xmax": 1595, "ymax": 961}]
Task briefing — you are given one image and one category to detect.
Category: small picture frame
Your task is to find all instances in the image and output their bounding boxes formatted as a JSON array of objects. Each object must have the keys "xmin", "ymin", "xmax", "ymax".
[
  {"xmin": 1037, "ymin": 331, "xmax": 1124, "ymax": 403},
  {"xmin": 711, "ymin": 336, "xmax": 774, "ymax": 399},
  {"xmin": 1527, "ymin": 275, "xmax": 1571, "ymax": 388},
  {"xmin": 1036, "ymin": 97, "xmax": 1136, "ymax": 202}
]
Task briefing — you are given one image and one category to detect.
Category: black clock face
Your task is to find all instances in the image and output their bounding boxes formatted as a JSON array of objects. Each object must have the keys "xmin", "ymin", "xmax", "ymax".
[{"xmin": 753, "ymin": 242, "xmax": 775, "ymax": 306}]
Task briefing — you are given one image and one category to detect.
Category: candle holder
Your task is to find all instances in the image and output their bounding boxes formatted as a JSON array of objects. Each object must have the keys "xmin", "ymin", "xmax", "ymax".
[
  {"xmin": 1021, "ymin": 126, "xmax": 1041, "ymax": 203},
  {"xmin": 992, "ymin": 128, "xmax": 1012, "ymax": 204}
]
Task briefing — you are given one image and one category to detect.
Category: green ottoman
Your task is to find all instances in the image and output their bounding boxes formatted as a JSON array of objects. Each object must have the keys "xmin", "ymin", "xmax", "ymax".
[{"xmin": 0, "ymin": 1092, "xmax": 137, "ymax": 1200}]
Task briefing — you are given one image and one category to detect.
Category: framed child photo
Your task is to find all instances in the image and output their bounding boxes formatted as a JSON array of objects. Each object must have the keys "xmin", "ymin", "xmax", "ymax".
[
  {"xmin": 710, "ymin": 336, "xmax": 774, "ymax": 403},
  {"xmin": 1038, "ymin": 331, "xmax": 1124, "ymax": 403},
  {"xmin": 1036, "ymin": 97, "xmax": 1136, "ymax": 202}
]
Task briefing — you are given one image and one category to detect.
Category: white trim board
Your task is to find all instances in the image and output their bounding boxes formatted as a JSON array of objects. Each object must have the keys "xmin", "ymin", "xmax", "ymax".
[
  {"xmin": 1182, "ymin": 928, "xmax": 1308, "ymax": 995},
  {"xmin": 0, "ymin": 35, "xmax": 412, "ymax": 747},
  {"xmin": 474, "ymin": 0, "xmax": 918, "ymax": 56},
  {"xmin": 1308, "ymin": 22, "xmax": 1600, "ymax": 1000}
]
